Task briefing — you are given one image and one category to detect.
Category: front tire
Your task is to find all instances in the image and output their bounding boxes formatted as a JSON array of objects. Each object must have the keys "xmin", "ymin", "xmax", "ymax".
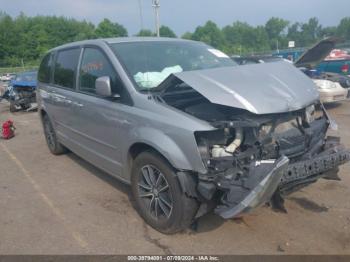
[
  {"xmin": 131, "ymin": 151, "xmax": 198, "ymax": 234},
  {"xmin": 42, "ymin": 114, "xmax": 67, "ymax": 155}
]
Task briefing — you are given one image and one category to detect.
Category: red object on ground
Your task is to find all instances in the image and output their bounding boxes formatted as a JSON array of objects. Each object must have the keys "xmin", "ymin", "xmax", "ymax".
[{"xmin": 2, "ymin": 120, "xmax": 15, "ymax": 139}]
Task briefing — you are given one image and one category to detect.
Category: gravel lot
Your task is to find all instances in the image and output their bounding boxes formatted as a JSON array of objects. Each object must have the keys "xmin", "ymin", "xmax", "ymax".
[{"xmin": 0, "ymin": 98, "xmax": 350, "ymax": 255}]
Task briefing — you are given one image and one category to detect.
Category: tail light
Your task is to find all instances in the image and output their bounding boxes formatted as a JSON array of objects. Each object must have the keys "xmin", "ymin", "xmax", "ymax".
[{"xmin": 341, "ymin": 64, "xmax": 349, "ymax": 74}]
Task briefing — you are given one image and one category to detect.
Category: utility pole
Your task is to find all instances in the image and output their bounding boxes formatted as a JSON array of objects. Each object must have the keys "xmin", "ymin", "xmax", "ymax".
[
  {"xmin": 138, "ymin": 0, "xmax": 144, "ymax": 30},
  {"xmin": 152, "ymin": 0, "xmax": 160, "ymax": 37}
]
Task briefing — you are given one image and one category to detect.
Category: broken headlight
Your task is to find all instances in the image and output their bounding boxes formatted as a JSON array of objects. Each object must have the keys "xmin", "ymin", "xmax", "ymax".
[
  {"xmin": 194, "ymin": 130, "xmax": 219, "ymax": 165},
  {"xmin": 195, "ymin": 128, "xmax": 240, "ymax": 164}
]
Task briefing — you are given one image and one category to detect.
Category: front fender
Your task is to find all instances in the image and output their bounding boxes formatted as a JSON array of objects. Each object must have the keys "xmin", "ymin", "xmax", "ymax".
[{"xmin": 127, "ymin": 126, "xmax": 195, "ymax": 171}]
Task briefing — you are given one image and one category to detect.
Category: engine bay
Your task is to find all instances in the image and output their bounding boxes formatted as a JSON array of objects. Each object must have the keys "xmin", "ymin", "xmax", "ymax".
[{"xmin": 156, "ymin": 79, "xmax": 350, "ymax": 218}]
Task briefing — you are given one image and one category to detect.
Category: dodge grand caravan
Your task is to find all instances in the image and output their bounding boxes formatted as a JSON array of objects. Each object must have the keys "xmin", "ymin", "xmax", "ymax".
[{"xmin": 37, "ymin": 38, "xmax": 350, "ymax": 234}]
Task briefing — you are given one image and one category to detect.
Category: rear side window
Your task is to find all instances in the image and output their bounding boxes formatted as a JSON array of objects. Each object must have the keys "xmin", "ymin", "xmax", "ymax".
[
  {"xmin": 38, "ymin": 53, "xmax": 52, "ymax": 83},
  {"xmin": 53, "ymin": 48, "xmax": 80, "ymax": 89},
  {"xmin": 79, "ymin": 47, "xmax": 122, "ymax": 94}
]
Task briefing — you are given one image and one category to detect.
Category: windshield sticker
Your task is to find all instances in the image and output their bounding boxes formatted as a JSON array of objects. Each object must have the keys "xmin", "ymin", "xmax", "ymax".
[{"xmin": 208, "ymin": 49, "xmax": 229, "ymax": 58}]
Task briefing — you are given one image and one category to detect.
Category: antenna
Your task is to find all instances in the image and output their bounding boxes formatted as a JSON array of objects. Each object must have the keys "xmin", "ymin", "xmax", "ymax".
[{"xmin": 152, "ymin": 0, "xmax": 160, "ymax": 37}]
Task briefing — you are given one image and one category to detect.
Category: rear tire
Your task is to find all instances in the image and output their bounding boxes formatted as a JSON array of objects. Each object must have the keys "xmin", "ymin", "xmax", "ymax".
[
  {"xmin": 42, "ymin": 114, "xmax": 67, "ymax": 155},
  {"xmin": 131, "ymin": 151, "xmax": 198, "ymax": 234}
]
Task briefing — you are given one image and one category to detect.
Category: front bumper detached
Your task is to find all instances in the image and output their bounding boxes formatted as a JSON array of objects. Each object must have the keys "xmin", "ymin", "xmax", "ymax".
[
  {"xmin": 279, "ymin": 140, "xmax": 350, "ymax": 195},
  {"xmin": 214, "ymin": 139, "xmax": 350, "ymax": 219},
  {"xmin": 215, "ymin": 156, "xmax": 289, "ymax": 219}
]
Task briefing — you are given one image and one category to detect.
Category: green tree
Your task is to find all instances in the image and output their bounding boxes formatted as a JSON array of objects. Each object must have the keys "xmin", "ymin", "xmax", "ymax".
[
  {"xmin": 254, "ymin": 26, "xmax": 271, "ymax": 52},
  {"xmin": 287, "ymin": 18, "xmax": 323, "ymax": 47},
  {"xmin": 0, "ymin": 12, "xmax": 97, "ymax": 66},
  {"xmin": 159, "ymin": 25, "xmax": 176, "ymax": 38},
  {"xmin": 191, "ymin": 21, "xmax": 226, "ymax": 49},
  {"xmin": 1, "ymin": 10, "xmax": 350, "ymax": 67},
  {"xmin": 136, "ymin": 29, "xmax": 154, "ymax": 36},
  {"xmin": 265, "ymin": 17, "xmax": 289, "ymax": 39},
  {"xmin": 0, "ymin": 13, "xmax": 18, "ymax": 66},
  {"xmin": 136, "ymin": 26, "xmax": 177, "ymax": 37},
  {"xmin": 337, "ymin": 17, "xmax": 350, "ymax": 40},
  {"xmin": 95, "ymin": 18, "xmax": 127, "ymax": 38},
  {"xmin": 181, "ymin": 32, "xmax": 193, "ymax": 40},
  {"xmin": 265, "ymin": 17, "xmax": 289, "ymax": 49},
  {"xmin": 223, "ymin": 22, "xmax": 269, "ymax": 54},
  {"xmin": 321, "ymin": 26, "xmax": 337, "ymax": 38},
  {"xmin": 300, "ymin": 17, "xmax": 322, "ymax": 45},
  {"xmin": 287, "ymin": 22, "xmax": 302, "ymax": 47}
]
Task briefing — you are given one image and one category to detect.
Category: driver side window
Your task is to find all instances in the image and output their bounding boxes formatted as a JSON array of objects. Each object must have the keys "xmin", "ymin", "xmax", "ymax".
[{"xmin": 79, "ymin": 47, "xmax": 122, "ymax": 95}]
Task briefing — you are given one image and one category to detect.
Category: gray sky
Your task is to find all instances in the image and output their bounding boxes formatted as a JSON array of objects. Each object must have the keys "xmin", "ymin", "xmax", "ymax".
[{"xmin": 1, "ymin": 0, "xmax": 349, "ymax": 36}]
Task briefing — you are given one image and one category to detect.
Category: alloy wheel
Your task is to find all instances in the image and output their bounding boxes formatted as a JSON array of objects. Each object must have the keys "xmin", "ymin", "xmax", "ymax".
[{"xmin": 137, "ymin": 165, "xmax": 173, "ymax": 219}]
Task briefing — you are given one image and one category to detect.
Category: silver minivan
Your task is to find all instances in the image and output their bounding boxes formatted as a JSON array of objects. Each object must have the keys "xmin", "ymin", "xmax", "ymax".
[{"xmin": 37, "ymin": 37, "xmax": 349, "ymax": 233}]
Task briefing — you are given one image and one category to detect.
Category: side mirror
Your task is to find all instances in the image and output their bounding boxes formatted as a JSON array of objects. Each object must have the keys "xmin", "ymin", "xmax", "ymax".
[
  {"xmin": 95, "ymin": 76, "xmax": 121, "ymax": 98},
  {"xmin": 96, "ymin": 76, "xmax": 112, "ymax": 97}
]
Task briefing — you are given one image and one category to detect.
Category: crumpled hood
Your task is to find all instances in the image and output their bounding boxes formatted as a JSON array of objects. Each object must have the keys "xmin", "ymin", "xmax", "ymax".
[{"xmin": 165, "ymin": 61, "xmax": 319, "ymax": 114}]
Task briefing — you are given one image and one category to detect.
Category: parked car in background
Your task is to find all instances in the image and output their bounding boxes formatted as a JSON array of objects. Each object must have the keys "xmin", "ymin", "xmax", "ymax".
[
  {"xmin": 294, "ymin": 37, "xmax": 350, "ymax": 103},
  {"xmin": 316, "ymin": 54, "xmax": 350, "ymax": 76},
  {"xmin": 232, "ymin": 56, "xmax": 285, "ymax": 65},
  {"xmin": 273, "ymin": 50, "xmax": 304, "ymax": 62},
  {"xmin": 276, "ymin": 39, "xmax": 350, "ymax": 76},
  {"xmin": 235, "ymin": 38, "xmax": 350, "ymax": 103},
  {"xmin": 6, "ymin": 71, "xmax": 37, "ymax": 112},
  {"xmin": 311, "ymin": 78, "xmax": 348, "ymax": 103},
  {"xmin": 304, "ymin": 70, "xmax": 350, "ymax": 88},
  {"xmin": 0, "ymin": 73, "xmax": 16, "ymax": 82},
  {"xmin": 37, "ymin": 38, "xmax": 349, "ymax": 234},
  {"xmin": 0, "ymin": 74, "xmax": 9, "ymax": 81}
]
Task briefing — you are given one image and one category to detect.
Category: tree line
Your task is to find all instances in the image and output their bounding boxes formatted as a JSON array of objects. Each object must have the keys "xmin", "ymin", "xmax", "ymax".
[{"xmin": 0, "ymin": 11, "xmax": 350, "ymax": 67}]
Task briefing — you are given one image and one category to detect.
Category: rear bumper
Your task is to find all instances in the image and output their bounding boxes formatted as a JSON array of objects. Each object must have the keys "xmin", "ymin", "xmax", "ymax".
[{"xmin": 214, "ymin": 138, "xmax": 350, "ymax": 219}]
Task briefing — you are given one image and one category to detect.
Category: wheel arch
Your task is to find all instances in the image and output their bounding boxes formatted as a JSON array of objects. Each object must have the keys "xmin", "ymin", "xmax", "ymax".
[
  {"xmin": 127, "ymin": 142, "xmax": 176, "ymax": 175},
  {"xmin": 125, "ymin": 126, "xmax": 195, "ymax": 174}
]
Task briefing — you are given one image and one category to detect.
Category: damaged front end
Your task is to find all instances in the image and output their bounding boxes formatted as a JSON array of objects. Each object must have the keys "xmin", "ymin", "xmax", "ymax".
[
  {"xmin": 157, "ymin": 63, "xmax": 350, "ymax": 219},
  {"xmin": 193, "ymin": 105, "xmax": 350, "ymax": 218}
]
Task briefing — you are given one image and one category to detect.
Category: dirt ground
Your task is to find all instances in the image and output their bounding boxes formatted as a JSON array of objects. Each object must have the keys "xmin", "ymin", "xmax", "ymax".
[{"xmin": 0, "ymin": 98, "xmax": 350, "ymax": 255}]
